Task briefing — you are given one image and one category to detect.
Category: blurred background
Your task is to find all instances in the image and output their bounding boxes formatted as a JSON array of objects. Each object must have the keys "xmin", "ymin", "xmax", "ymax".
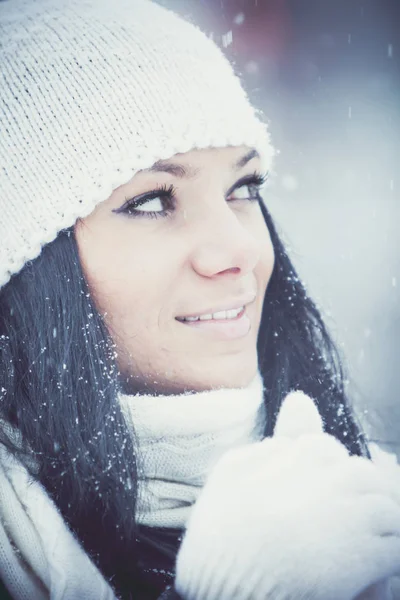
[{"xmin": 161, "ymin": 0, "xmax": 400, "ymax": 454}]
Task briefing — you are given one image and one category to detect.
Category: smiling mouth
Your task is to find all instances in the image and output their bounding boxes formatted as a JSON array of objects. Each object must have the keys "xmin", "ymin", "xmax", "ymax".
[
  {"xmin": 176, "ymin": 306, "xmax": 245, "ymax": 323},
  {"xmin": 175, "ymin": 306, "xmax": 251, "ymax": 340},
  {"xmin": 175, "ymin": 292, "xmax": 257, "ymax": 323}
]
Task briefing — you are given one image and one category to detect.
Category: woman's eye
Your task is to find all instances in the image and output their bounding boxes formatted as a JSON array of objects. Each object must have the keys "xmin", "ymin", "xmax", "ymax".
[
  {"xmin": 230, "ymin": 184, "xmax": 257, "ymax": 200},
  {"xmin": 134, "ymin": 197, "xmax": 164, "ymax": 213},
  {"xmin": 123, "ymin": 194, "xmax": 173, "ymax": 219},
  {"xmin": 228, "ymin": 172, "xmax": 268, "ymax": 202},
  {"xmin": 113, "ymin": 183, "xmax": 176, "ymax": 219}
]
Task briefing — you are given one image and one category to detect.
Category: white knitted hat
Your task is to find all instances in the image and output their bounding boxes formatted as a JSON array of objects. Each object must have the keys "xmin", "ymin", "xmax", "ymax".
[{"xmin": 0, "ymin": 0, "xmax": 274, "ymax": 288}]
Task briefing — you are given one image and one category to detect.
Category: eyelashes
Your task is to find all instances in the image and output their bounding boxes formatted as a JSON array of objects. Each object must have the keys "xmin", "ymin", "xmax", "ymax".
[
  {"xmin": 114, "ymin": 170, "xmax": 269, "ymax": 220},
  {"xmin": 122, "ymin": 182, "xmax": 177, "ymax": 219}
]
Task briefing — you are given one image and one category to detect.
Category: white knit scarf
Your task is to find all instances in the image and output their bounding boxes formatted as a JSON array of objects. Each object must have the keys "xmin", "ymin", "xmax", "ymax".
[{"xmin": 119, "ymin": 371, "xmax": 266, "ymax": 529}]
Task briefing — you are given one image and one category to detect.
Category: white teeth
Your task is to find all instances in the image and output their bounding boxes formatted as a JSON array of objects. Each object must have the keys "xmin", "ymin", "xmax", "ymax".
[
  {"xmin": 181, "ymin": 306, "xmax": 244, "ymax": 322},
  {"xmin": 212, "ymin": 307, "xmax": 243, "ymax": 320},
  {"xmin": 212, "ymin": 310, "xmax": 228, "ymax": 320}
]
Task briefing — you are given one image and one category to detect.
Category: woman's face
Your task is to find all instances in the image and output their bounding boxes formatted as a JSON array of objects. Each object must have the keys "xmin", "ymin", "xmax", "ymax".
[{"xmin": 75, "ymin": 145, "xmax": 274, "ymax": 394}]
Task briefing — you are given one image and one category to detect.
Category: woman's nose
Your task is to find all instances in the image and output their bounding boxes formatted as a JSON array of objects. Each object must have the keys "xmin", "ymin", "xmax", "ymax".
[{"xmin": 189, "ymin": 205, "xmax": 261, "ymax": 279}]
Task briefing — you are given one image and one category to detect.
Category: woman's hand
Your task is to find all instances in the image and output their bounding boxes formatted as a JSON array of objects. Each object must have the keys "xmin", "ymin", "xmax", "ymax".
[{"xmin": 175, "ymin": 391, "xmax": 400, "ymax": 600}]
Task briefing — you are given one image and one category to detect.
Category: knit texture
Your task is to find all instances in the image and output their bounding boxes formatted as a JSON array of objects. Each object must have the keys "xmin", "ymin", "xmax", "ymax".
[
  {"xmin": 0, "ymin": 443, "xmax": 116, "ymax": 600},
  {"xmin": 120, "ymin": 370, "xmax": 266, "ymax": 528},
  {"xmin": 0, "ymin": 0, "xmax": 274, "ymax": 288}
]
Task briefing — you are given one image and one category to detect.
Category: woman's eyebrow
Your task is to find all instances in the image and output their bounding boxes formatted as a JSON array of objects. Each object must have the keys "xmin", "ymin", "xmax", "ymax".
[{"xmin": 145, "ymin": 148, "xmax": 260, "ymax": 179}]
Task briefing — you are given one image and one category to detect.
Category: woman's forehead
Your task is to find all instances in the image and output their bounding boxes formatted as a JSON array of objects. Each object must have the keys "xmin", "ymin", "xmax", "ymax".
[{"xmin": 140, "ymin": 146, "xmax": 261, "ymax": 178}]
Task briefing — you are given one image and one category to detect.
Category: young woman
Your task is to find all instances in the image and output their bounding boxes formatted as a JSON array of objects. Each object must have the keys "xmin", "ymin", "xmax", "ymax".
[{"xmin": 1, "ymin": 1, "xmax": 400, "ymax": 599}]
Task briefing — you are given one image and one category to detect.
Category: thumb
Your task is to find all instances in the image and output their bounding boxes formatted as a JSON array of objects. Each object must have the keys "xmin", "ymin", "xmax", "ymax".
[{"xmin": 273, "ymin": 390, "xmax": 324, "ymax": 439}]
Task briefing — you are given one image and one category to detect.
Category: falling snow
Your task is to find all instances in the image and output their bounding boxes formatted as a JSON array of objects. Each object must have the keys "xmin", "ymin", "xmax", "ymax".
[
  {"xmin": 222, "ymin": 30, "xmax": 232, "ymax": 48},
  {"xmin": 233, "ymin": 12, "xmax": 245, "ymax": 26}
]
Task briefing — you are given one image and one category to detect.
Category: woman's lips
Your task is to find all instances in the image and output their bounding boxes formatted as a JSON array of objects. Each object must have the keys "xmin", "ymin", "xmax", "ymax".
[
  {"xmin": 176, "ymin": 292, "xmax": 257, "ymax": 321},
  {"xmin": 176, "ymin": 306, "xmax": 251, "ymax": 340}
]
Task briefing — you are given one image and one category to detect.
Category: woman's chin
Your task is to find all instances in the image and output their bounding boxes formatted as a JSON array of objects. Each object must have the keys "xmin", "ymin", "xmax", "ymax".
[
  {"xmin": 172, "ymin": 362, "xmax": 259, "ymax": 394},
  {"xmin": 118, "ymin": 348, "xmax": 259, "ymax": 395}
]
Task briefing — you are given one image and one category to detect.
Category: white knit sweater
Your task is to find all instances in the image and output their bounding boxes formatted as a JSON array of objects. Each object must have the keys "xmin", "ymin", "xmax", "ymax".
[{"xmin": 0, "ymin": 377, "xmax": 398, "ymax": 600}]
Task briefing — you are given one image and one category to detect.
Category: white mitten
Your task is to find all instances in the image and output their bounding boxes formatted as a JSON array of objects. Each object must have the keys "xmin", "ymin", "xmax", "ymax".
[{"xmin": 175, "ymin": 391, "xmax": 400, "ymax": 600}]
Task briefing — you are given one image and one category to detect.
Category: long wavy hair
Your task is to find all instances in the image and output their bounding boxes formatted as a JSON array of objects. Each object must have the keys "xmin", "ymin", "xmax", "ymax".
[{"xmin": 0, "ymin": 199, "xmax": 369, "ymax": 596}]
